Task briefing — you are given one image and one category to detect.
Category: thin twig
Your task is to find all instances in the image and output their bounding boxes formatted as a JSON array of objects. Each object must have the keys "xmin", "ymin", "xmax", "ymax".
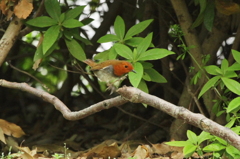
[{"xmin": 8, "ymin": 61, "xmax": 50, "ymax": 91}]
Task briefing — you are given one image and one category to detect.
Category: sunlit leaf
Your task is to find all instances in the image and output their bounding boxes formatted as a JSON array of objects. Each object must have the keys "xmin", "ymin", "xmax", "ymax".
[
  {"xmin": 137, "ymin": 33, "xmax": 152, "ymax": 55},
  {"xmin": 227, "ymin": 63, "xmax": 240, "ymax": 71},
  {"xmin": 109, "ymin": 46, "xmax": 118, "ymax": 60},
  {"xmin": 232, "ymin": 49, "xmax": 240, "ymax": 64},
  {"xmin": 221, "ymin": 77, "xmax": 240, "ymax": 95},
  {"xmin": 198, "ymin": 76, "xmax": 220, "ymax": 98},
  {"xmin": 125, "ymin": 19, "xmax": 153, "ymax": 40},
  {"xmin": 183, "ymin": 144, "xmax": 197, "ymax": 158},
  {"xmin": 137, "ymin": 48, "xmax": 174, "ymax": 61},
  {"xmin": 129, "ymin": 62, "xmax": 143, "ymax": 87},
  {"xmin": 187, "ymin": 130, "xmax": 198, "ymax": 144},
  {"xmin": 203, "ymin": 143, "xmax": 226, "ymax": 152},
  {"xmin": 227, "ymin": 97, "xmax": 240, "ymax": 113},
  {"xmin": 165, "ymin": 140, "xmax": 192, "ymax": 147},
  {"xmin": 114, "ymin": 16, "xmax": 125, "ymax": 40},
  {"xmin": 221, "ymin": 59, "xmax": 229, "ymax": 70},
  {"xmin": 198, "ymin": 131, "xmax": 212, "ymax": 144},
  {"xmin": 114, "ymin": 43, "xmax": 133, "ymax": 60},
  {"xmin": 204, "ymin": 65, "xmax": 222, "ymax": 75},
  {"xmin": 97, "ymin": 34, "xmax": 120, "ymax": 43}
]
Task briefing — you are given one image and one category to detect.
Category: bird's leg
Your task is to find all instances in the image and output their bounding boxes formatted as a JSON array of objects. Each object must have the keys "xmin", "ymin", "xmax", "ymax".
[
  {"xmin": 105, "ymin": 74, "xmax": 128, "ymax": 94},
  {"xmin": 106, "ymin": 83, "xmax": 117, "ymax": 95}
]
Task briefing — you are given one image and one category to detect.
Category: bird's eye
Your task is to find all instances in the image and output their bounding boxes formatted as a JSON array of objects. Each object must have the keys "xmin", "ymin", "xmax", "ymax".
[{"xmin": 124, "ymin": 65, "xmax": 128, "ymax": 68}]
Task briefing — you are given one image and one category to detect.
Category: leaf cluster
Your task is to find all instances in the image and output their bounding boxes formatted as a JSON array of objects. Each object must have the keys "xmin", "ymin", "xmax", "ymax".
[
  {"xmin": 25, "ymin": 0, "xmax": 92, "ymax": 67},
  {"xmin": 166, "ymin": 130, "xmax": 240, "ymax": 158},
  {"xmin": 96, "ymin": 16, "xmax": 174, "ymax": 93}
]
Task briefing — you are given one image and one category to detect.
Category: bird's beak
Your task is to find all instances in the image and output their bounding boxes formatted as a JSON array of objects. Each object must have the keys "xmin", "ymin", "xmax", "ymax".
[{"xmin": 131, "ymin": 70, "xmax": 137, "ymax": 73}]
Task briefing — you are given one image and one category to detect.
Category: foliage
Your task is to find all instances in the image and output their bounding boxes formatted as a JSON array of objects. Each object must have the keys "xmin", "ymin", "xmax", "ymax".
[
  {"xmin": 26, "ymin": 0, "xmax": 91, "ymax": 67},
  {"xmin": 166, "ymin": 129, "xmax": 240, "ymax": 158},
  {"xmin": 96, "ymin": 16, "xmax": 174, "ymax": 93}
]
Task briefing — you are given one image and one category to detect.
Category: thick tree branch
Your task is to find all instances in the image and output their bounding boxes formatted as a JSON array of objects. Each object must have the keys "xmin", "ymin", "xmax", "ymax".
[
  {"xmin": 1, "ymin": 79, "xmax": 240, "ymax": 150},
  {"xmin": 0, "ymin": 17, "xmax": 22, "ymax": 66},
  {"xmin": 117, "ymin": 86, "xmax": 240, "ymax": 150},
  {"xmin": 0, "ymin": 79, "xmax": 127, "ymax": 120}
]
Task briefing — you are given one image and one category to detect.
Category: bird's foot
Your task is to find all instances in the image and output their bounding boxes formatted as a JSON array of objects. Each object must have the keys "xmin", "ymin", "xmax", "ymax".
[
  {"xmin": 106, "ymin": 75, "xmax": 128, "ymax": 94},
  {"xmin": 106, "ymin": 83, "xmax": 117, "ymax": 95}
]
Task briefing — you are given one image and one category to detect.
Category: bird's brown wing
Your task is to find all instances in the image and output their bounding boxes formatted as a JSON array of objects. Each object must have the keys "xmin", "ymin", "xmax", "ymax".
[{"xmin": 83, "ymin": 59, "xmax": 97, "ymax": 67}]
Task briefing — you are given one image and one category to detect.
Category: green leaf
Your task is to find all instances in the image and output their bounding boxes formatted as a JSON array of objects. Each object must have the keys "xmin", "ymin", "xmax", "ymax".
[
  {"xmin": 226, "ymin": 145, "xmax": 240, "ymax": 158},
  {"xmin": 33, "ymin": 44, "xmax": 43, "ymax": 61},
  {"xmin": 187, "ymin": 130, "xmax": 198, "ymax": 144},
  {"xmin": 199, "ymin": 0, "xmax": 207, "ymax": 14},
  {"xmin": 183, "ymin": 144, "xmax": 197, "ymax": 158},
  {"xmin": 42, "ymin": 25, "xmax": 60, "ymax": 54},
  {"xmin": 232, "ymin": 50, "xmax": 240, "ymax": 64},
  {"xmin": 26, "ymin": 16, "xmax": 58, "ymax": 27},
  {"xmin": 227, "ymin": 97, "xmax": 240, "ymax": 113},
  {"xmin": 191, "ymin": 0, "xmax": 206, "ymax": 29},
  {"xmin": 231, "ymin": 126, "xmax": 240, "ymax": 134},
  {"xmin": 221, "ymin": 59, "xmax": 229, "ymax": 71},
  {"xmin": 198, "ymin": 76, "xmax": 220, "ymax": 98},
  {"xmin": 191, "ymin": 12, "xmax": 204, "ymax": 29},
  {"xmin": 114, "ymin": 16, "xmax": 125, "ymax": 40},
  {"xmin": 141, "ymin": 62, "xmax": 153, "ymax": 69},
  {"xmin": 138, "ymin": 79, "xmax": 149, "ymax": 93},
  {"xmin": 125, "ymin": 37, "xmax": 155, "ymax": 47},
  {"xmin": 203, "ymin": 0, "xmax": 215, "ymax": 32},
  {"xmin": 221, "ymin": 77, "xmax": 240, "ymax": 95},
  {"xmin": 215, "ymin": 136, "xmax": 227, "ymax": 145},
  {"xmin": 145, "ymin": 68, "xmax": 167, "ymax": 83},
  {"xmin": 62, "ymin": 19, "xmax": 84, "ymax": 28},
  {"xmin": 45, "ymin": 0, "xmax": 61, "ymax": 21},
  {"xmin": 224, "ymin": 71, "xmax": 238, "ymax": 78},
  {"xmin": 125, "ymin": 19, "xmax": 153, "ymax": 40},
  {"xmin": 142, "ymin": 72, "xmax": 151, "ymax": 81},
  {"xmin": 204, "ymin": 65, "xmax": 222, "ymax": 75},
  {"xmin": 129, "ymin": 62, "xmax": 143, "ymax": 87},
  {"xmin": 59, "ymin": 13, "xmax": 65, "ymax": 23},
  {"xmin": 97, "ymin": 34, "xmax": 120, "ymax": 43},
  {"xmin": 65, "ymin": 39, "xmax": 86, "ymax": 61},
  {"xmin": 227, "ymin": 63, "xmax": 240, "ymax": 71},
  {"xmin": 114, "ymin": 43, "xmax": 133, "ymax": 60},
  {"xmin": 108, "ymin": 46, "xmax": 118, "ymax": 60},
  {"xmin": 137, "ymin": 33, "xmax": 152, "ymax": 55},
  {"xmin": 94, "ymin": 50, "xmax": 109, "ymax": 61},
  {"xmin": 165, "ymin": 141, "xmax": 192, "ymax": 147},
  {"xmin": 125, "ymin": 37, "xmax": 143, "ymax": 47},
  {"xmin": 65, "ymin": 28, "xmax": 92, "ymax": 45},
  {"xmin": 137, "ymin": 48, "xmax": 174, "ymax": 61},
  {"xmin": 65, "ymin": 6, "xmax": 85, "ymax": 20},
  {"xmin": 203, "ymin": 143, "xmax": 226, "ymax": 152},
  {"xmin": 198, "ymin": 131, "xmax": 212, "ymax": 144},
  {"xmin": 81, "ymin": 18, "xmax": 94, "ymax": 26},
  {"xmin": 225, "ymin": 118, "xmax": 236, "ymax": 128}
]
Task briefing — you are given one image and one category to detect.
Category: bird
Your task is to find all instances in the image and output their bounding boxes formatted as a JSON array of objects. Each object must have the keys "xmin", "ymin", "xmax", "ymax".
[{"xmin": 83, "ymin": 59, "xmax": 135, "ymax": 94}]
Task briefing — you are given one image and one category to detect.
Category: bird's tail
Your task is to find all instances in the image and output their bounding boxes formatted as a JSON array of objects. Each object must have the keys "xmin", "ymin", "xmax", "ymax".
[{"xmin": 83, "ymin": 59, "xmax": 97, "ymax": 67}]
